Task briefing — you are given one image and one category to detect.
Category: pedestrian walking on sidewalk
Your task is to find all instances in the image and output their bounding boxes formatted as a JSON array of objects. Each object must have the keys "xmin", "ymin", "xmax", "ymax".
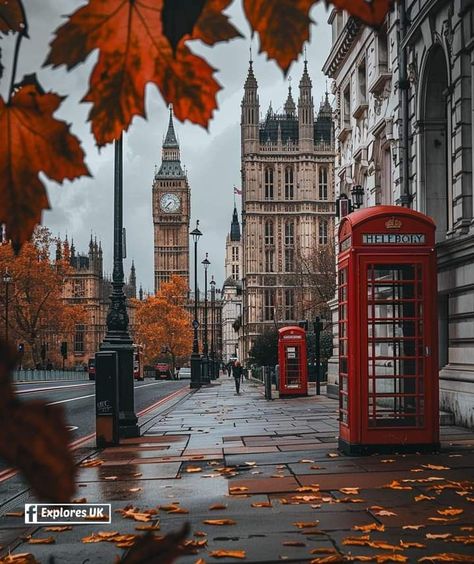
[{"xmin": 232, "ymin": 360, "xmax": 243, "ymax": 394}]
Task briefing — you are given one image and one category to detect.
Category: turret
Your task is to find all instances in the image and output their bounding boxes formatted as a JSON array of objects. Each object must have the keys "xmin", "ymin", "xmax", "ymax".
[
  {"xmin": 298, "ymin": 59, "xmax": 314, "ymax": 151},
  {"xmin": 55, "ymin": 237, "xmax": 62, "ymax": 262},
  {"xmin": 284, "ymin": 84, "xmax": 296, "ymax": 117},
  {"xmin": 139, "ymin": 285, "xmax": 144, "ymax": 301},
  {"xmin": 129, "ymin": 260, "xmax": 137, "ymax": 298},
  {"xmin": 315, "ymin": 91, "xmax": 333, "ymax": 145},
  {"xmin": 241, "ymin": 55, "xmax": 259, "ymax": 155},
  {"xmin": 230, "ymin": 205, "xmax": 241, "ymax": 242}
]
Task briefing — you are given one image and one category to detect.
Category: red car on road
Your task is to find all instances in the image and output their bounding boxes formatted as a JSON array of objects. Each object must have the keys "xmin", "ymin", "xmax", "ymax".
[{"xmin": 155, "ymin": 363, "xmax": 172, "ymax": 380}]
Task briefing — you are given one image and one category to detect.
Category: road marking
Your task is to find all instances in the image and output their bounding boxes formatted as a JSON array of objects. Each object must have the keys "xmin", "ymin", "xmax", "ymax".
[
  {"xmin": 16, "ymin": 382, "xmax": 93, "ymax": 395},
  {"xmin": 0, "ymin": 385, "xmax": 189, "ymax": 484},
  {"xmin": 48, "ymin": 394, "xmax": 95, "ymax": 405}
]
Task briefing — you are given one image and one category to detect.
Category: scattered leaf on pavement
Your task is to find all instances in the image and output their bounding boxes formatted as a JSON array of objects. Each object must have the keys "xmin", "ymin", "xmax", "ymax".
[
  {"xmin": 339, "ymin": 487, "xmax": 359, "ymax": 495},
  {"xmin": 229, "ymin": 486, "xmax": 248, "ymax": 494},
  {"xmin": 251, "ymin": 502, "xmax": 272, "ymax": 508},
  {"xmin": 208, "ymin": 550, "xmax": 246, "ymax": 559},
  {"xmin": 293, "ymin": 522, "xmax": 319, "ymax": 529},
  {"xmin": 28, "ymin": 537, "xmax": 55, "ymax": 545},
  {"xmin": 353, "ymin": 523, "xmax": 385, "ymax": 532},
  {"xmin": 44, "ymin": 526, "xmax": 72, "ymax": 532},
  {"xmin": 209, "ymin": 504, "xmax": 227, "ymax": 511}
]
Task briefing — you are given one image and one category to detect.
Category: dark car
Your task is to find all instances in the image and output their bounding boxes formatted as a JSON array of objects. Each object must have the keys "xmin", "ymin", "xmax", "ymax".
[
  {"xmin": 88, "ymin": 358, "xmax": 96, "ymax": 380},
  {"xmin": 155, "ymin": 362, "xmax": 172, "ymax": 380}
]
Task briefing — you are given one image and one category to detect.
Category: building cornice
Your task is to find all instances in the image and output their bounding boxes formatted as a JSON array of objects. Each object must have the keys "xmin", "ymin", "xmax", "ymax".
[{"xmin": 322, "ymin": 17, "xmax": 363, "ymax": 79}]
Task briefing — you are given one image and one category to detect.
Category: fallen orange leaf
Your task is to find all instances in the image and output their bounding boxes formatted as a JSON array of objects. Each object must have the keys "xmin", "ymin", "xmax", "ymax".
[
  {"xmin": 339, "ymin": 487, "xmax": 359, "ymax": 495},
  {"xmin": 402, "ymin": 524, "xmax": 425, "ymax": 530},
  {"xmin": 135, "ymin": 524, "xmax": 160, "ymax": 531},
  {"xmin": 208, "ymin": 549, "xmax": 246, "ymax": 559},
  {"xmin": 282, "ymin": 541, "xmax": 306, "ymax": 546},
  {"xmin": 229, "ymin": 486, "xmax": 248, "ymax": 494},
  {"xmin": 209, "ymin": 504, "xmax": 227, "ymax": 511},
  {"xmin": 422, "ymin": 464, "xmax": 450, "ymax": 470},
  {"xmin": 203, "ymin": 519, "xmax": 236, "ymax": 526},
  {"xmin": 400, "ymin": 541, "xmax": 426, "ymax": 549},
  {"xmin": 383, "ymin": 480, "xmax": 412, "ymax": 490},
  {"xmin": 293, "ymin": 521, "xmax": 319, "ymax": 529},
  {"xmin": 437, "ymin": 508, "xmax": 464, "ymax": 516},
  {"xmin": 251, "ymin": 502, "xmax": 272, "ymax": 508},
  {"xmin": 353, "ymin": 523, "xmax": 385, "ymax": 532},
  {"xmin": 426, "ymin": 533, "xmax": 452, "ymax": 539},
  {"xmin": 374, "ymin": 510, "xmax": 397, "ymax": 516},
  {"xmin": 43, "ymin": 526, "xmax": 72, "ymax": 532},
  {"xmin": 186, "ymin": 467, "xmax": 203, "ymax": 473},
  {"xmin": 415, "ymin": 495, "xmax": 435, "ymax": 502},
  {"xmin": 27, "ymin": 537, "xmax": 55, "ymax": 545}
]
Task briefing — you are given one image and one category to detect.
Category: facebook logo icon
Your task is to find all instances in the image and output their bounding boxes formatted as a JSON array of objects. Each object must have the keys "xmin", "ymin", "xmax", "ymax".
[{"xmin": 25, "ymin": 505, "xmax": 38, "ymax": 523}]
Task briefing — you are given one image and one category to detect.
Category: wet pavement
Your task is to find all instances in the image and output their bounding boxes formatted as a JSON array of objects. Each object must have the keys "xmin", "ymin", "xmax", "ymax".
[{"xmin": 1, "ymin": 377, "xmax": 474, "ymax": 563}]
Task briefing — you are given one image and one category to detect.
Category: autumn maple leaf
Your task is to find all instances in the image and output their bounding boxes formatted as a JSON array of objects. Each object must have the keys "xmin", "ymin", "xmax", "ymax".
[
  {"xmin": 331, "ymin": 0, "xmax": 394, "ymax": 27},
  {"xmin": 0, "ymin": 75, "xmax": 89, "ymax": 250},
  {"xmin": 243, "ymin": 0, "xmax": 316, "ymax": 73},
  {"xmin": 0, "ymin": 0, "xmax": 26, "ymax": 34},
  {"xmin": 45, "ymin": 0, "xmax": 240, "ymax": 146}
]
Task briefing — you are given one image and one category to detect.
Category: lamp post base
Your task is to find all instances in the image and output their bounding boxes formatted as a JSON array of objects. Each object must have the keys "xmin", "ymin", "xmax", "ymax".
[
  {"xmin": 101, "ymin": 337, "xmax": 139, "ymax": 439},
  {"xmin": 190, "ymin": 352, "xmax": 201, "ymax": 389}
]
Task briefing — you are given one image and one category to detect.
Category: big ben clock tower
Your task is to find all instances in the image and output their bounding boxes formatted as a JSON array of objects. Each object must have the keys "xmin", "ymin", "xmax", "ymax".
[{"xmin": 152, "ymin": 106, "xmax": 190, "ymax": 293}]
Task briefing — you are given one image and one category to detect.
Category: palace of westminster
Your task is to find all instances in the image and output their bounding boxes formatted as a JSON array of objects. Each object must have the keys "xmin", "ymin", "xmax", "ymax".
[{"xmin": 24, "ymin": 1, "xmax": 474, "ymax": 429}]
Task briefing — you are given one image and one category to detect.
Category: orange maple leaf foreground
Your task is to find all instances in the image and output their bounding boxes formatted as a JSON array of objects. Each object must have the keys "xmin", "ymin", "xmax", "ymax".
[
  {"xmin": 45, "ymin": 0, "xmax": 240, "ymax": 146},
  {"xmin": 0, "ymin": 75, "xmax": 89, "ymax": 251}
]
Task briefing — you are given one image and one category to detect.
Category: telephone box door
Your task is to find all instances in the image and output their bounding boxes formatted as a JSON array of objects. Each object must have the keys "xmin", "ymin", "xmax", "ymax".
[{"xmin": 360, "ymin": 256, "xmax": 438, "ymax": 444}]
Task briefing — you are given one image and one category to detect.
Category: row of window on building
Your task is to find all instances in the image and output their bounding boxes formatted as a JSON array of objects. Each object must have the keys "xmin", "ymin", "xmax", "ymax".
[
  {"xmin": 260, "ymin": 288, "xmax": 295, "ymax": 322},
  {"xmin": 263, "ymin": 166, "xmax": 329, "ymax": 200}
]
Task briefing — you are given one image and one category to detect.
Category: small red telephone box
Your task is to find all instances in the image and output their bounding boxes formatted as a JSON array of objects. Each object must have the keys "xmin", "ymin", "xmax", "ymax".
[
  {"xmin": 338, "ymin": 206, "xmax": 439, "ymax": 455},
  {"xmin": 278, "ymin": 326, "xmax": 308, "ymax": 397}
]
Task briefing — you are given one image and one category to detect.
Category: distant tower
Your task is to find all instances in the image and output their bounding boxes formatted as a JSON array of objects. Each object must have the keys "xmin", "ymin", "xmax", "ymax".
[
  {"xmin": 225, "ymin": 204, "xmax": 242, "ymax": 281},
  {"xmin": 298, "ymin": 59, "xmax": 314, "ymax": 152},
  {"xmin": 152, "ymin": 106, "xmax": 191, "ymax": 293},
  {"xmin": 241, "ymin": 55, "xmax": 260, "ymax": 155},
  {"xmin": 129, "ymin": 261, "xmax": 137, "ymax": 298}
]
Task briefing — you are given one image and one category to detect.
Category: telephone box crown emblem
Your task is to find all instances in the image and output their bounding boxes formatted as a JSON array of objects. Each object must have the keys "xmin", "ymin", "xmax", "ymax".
[{"xmin": 385, "ymin": 217, "xmax": 402, "ymax": 229}]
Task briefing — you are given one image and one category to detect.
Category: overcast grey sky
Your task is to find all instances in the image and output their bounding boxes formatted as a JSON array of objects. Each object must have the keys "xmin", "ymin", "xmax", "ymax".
[{"xmin": 1, "ymin": 1, "xmax": 332, "ymax": 293}]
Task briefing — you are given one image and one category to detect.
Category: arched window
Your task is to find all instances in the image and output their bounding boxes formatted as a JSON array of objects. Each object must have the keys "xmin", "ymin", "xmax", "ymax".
[
  {"xmin": 264, "ymin": 250, "xmax": 274, "ymax": 272},
  {"xmin": 319, "ymin": 220, "xmax": 328, "ymax": 245},
  {"xmin": 420, "ymin": 45, "xmax": 452, "ymax": 242},
  {"xmin": 284, "ymin": 221, "xmax": 294, "ymax": 246},
  {"xmin": 285, "ymin": 167, "xmax": 294, "ymax": 200},
  {"xmin": 264, "ymin": 167, "xmax": 274, "ymax": 200},
  {"xmin": 285, "ymin": 290, "xmax": 294, "ymax": 320},
  {"xmin": 319, "ymin": 167, "xmax": 328, "ymax": 200},
  {"xmin": 263, "ymin": 289, "xmax": 275, "ymax": 321},
  {"xmin": 264, "ymin": 220, "xmax": 274, "ymax": 245},
  {"xmin": 284, "ymin": 221, "xmax": 295, "ymax": 272}
]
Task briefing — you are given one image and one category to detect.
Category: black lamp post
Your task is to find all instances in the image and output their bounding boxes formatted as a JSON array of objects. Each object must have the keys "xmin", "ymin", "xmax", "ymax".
[
  {"xmin": 210, "ymin": 276, "xmax": 216, "ymax": 380},
  {"xmin": 350, "ymin": 184, "xmax": 364, "ymax": 209},
  {"xmin": 100, "ymin": 135, "xmax": 139, "ymax": 438},
  {"xmin": 3, "ymin": 268, "xmax": 12, "ymax": 342},
  {"xmin": 190, "ymin": 221, "xmax": 202, "ymax": 389},
  {"xmin": 201, "ymin": 253, "xmax": 210, "ymax": 384}
]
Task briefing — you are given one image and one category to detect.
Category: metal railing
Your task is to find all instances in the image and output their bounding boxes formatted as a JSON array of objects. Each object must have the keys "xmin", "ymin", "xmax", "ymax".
[{"xmin": 12, "ymin": 370, "xmax": 89, "ymax": 382}]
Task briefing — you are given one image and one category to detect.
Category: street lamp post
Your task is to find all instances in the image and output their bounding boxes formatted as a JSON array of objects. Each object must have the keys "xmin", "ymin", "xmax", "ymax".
[
  {"xmin": 100, "ymin": 135, "xmax": 139, "ymax": 438},
  {"xmin": 3, "ymin": 269, "xmax": 12, "ymax": 342},
  {"xmin": 201, "ymin": 253, "xmax": 210, "ymax": 384},
  {"xmin": 190, "ymin": 221, "xmax": 202, "ymax": 389},
  {"xmin": 210, "ymin": 276, "xmax": 216, "ymax": 380}
]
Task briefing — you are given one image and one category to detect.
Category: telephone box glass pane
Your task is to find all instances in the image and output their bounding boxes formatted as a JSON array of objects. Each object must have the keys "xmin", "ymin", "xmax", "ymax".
[
  {"xmin": 367, "ymin": 263, "xmax": 424, "ymax": 428},
  {"xmin": 339, "ymin": 266, "xmax": 349, "ymax": 425},
  {"xmin": 285, "ymin": 346, "xmax": 301, "ymax": 388}
]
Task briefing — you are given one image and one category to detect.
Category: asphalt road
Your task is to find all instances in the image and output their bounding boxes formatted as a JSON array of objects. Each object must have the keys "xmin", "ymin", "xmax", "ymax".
[{"xmin": 13, "ymin": 377, "xmax": 188, "ymax": 441}]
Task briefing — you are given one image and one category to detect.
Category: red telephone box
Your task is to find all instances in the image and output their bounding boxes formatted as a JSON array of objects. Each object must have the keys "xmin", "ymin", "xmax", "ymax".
[
  {"xmin": 337, "ymin": 206, "xmax": 439, "ymax": 455},
  {"xmin": 278, "ymin": 326, "xmax": 308, "ymax": 397}
]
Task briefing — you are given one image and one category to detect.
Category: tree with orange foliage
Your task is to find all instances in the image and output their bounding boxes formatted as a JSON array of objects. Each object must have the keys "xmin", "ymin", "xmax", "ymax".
[
  {"xmin": 0, "ymin": 227, "xmax": 85, "ymax": 367},
  {"xmin": 134, "ymin": 276, "xmax": 193, "ymax": 373}
]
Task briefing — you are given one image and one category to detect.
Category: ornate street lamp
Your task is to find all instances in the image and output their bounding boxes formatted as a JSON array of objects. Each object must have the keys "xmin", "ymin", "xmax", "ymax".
[
  {"xmin": 190, "ymin": 221, "xmax": 202, "ymax": 389},
  {"xmin": 350, "ymin": 184, "xmax": 365, "ymax": 209},
  {"xmin": 3, "ymin": 268, "xmax": 12, "ymax": 342},
  {"xmin": 210, "ymin": 276, "xmax": 216, "ymax": 380},
  {"xmin": 201, "ymin": 253, "xmax": 210, "ymax": 384},
  {"xmin": 101, "ymin": 135, "xmax": 139, "ymax": 438}
]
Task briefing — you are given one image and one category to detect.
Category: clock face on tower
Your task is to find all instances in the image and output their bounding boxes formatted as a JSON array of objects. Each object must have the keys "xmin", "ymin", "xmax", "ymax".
[{"xmin": 160, "ymin": 193, "xmax": 181, "ymax": 213}]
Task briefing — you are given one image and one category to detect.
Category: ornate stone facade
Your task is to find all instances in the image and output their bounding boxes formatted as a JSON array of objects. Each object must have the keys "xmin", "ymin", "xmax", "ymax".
[
  {"xmin": 61, "ymin": 238, "xmax": 136, "ymax": 367},
  {"xmin": 240, "ymin": 59, "xmax": 336, "ymax": 361},
  {"xmin": 323, "ymin": 0, "xmax": 474, "ymax": 428},
  {"xmin": 152, "ymin": 107, "xmax": 190, "ymax": 293}
]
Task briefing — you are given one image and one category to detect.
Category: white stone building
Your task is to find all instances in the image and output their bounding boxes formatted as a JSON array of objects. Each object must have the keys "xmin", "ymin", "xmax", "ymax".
[
  {"xmin": 221, "ymin": 205, "xmax": 243, "ymax": 363},
  {"xmin": 323, "ymin": 0, "xmax": 474, "ymax": 427}
]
